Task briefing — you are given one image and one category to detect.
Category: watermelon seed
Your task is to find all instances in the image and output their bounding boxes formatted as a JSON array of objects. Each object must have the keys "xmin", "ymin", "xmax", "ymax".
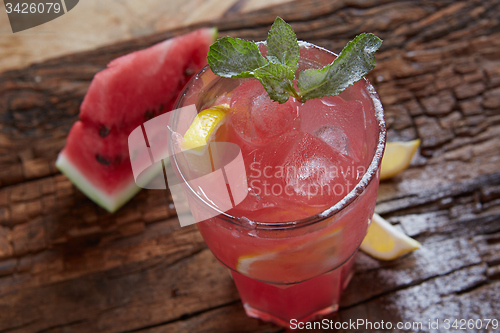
[
  {"xmin": 99, "ymin": 125, "xmax": 110, "ymax": 138},
  {"xmin": 96, "ymin": 154, "xmax": 111, "ymax": 166},
  {"xmin": 184, "ymin": 68, "xmax": 195, "ymax": 76},
  {"xmin": 144, "ymin": 109, "xmax": 155, "ymax": 120}
]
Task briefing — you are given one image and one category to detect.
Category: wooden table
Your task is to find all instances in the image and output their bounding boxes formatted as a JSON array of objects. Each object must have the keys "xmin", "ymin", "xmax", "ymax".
[{"xmin": 1, "ymin": 0, "xmax": 499, "ymax": 332}]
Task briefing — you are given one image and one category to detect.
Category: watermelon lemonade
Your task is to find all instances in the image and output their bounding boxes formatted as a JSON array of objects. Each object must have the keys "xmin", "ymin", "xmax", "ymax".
[{"xmin": 169, "ymin": 40, "xmax": 385, "ymax": 326}]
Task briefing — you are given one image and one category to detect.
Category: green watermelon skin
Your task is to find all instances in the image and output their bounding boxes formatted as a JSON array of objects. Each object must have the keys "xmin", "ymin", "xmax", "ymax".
[{"xmin": 56, "ymin": 28, "xmax": 217, "ymax": 212}]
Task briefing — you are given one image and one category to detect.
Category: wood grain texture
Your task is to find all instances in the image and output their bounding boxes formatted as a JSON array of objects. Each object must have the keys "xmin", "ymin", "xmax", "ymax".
[{"xmin": 0, "ymin": 0, "xmax": 499, "ymax": 332}]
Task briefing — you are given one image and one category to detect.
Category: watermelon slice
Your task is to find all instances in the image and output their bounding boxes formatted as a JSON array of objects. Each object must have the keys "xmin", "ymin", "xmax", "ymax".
[{"xmin": 56, "ymin": 28, "xmax": 217, "ymax": 212}]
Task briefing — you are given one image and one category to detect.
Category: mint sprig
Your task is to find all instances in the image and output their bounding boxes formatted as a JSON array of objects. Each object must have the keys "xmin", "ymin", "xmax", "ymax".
[
  {"xmin": 254, "ymin": 62, "xmax": 296, "ymax": 103},
  {"xmin": 207, "ymin": 17, "xmax": 382, "ymax": 103}
]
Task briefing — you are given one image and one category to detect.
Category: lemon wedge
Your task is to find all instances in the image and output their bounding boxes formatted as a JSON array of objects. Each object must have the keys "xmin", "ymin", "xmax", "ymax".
[
  {"xmin": 360, "ymin": 213, "xmax": 420, "ymax": 260},
  {"xmin": 380, "ymin": 139, "xmax": 420, "ymax": 180},
  {"xmin": 181, "ymin": 104, "xmax": 230, "ymax": 153},
  {"xmin": 236, "ymin": 226, "xmax": 343, "ymax": 282}
]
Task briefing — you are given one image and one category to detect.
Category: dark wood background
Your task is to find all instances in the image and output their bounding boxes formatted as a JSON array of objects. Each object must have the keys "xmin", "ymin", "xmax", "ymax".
[{"xmin": 0, "ymin": 0, "xmax": 499, "ymax": 332}]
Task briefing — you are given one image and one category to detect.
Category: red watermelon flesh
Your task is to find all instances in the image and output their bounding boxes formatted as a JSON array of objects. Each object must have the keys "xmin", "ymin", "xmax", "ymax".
[
  {"xmin": 56, "ymin": 28, "xmax": 217, "ymax": 212},
  {"xmin": 80, "ymin": 28, "xmax": 216, "ymax": 132},
  {"xmin": 62, "ymin": 121, "xmax": 131, "ymax": 190}
]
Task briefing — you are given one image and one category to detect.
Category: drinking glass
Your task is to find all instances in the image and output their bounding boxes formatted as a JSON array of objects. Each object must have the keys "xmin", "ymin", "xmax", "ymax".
[{"xmin": 168, "ymin": 42, "xmax": 386, "ymax": 326}]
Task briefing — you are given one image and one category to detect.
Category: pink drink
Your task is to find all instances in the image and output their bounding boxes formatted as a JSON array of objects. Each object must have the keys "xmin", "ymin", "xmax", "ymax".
[{"xmin": 170, "ymin": 42, "xmax": 386, "ymax": 326}]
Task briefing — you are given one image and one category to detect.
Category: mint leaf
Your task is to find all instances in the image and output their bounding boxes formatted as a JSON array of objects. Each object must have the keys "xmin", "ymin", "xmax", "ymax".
[
  {"xmin": 206, "ymin": 17, "xmax": 303, "ymax": 104},
  {"xmin": 254, "ymin": 62, "xmax": 296, "ymax": 103},
  {"xmin": 266, "ymin": 17, "xmax": 299, "ymax": 71},
  {"xmin": 297, "ymin": 33, "xmax": 382, "ymax": 102},
  {"xmin": 207, "ymin": 36, "xmax": 267, "ymax": 78},
  {"xmin": 207, "ymin": 18, "xmax": 382, "ymax": 104}
]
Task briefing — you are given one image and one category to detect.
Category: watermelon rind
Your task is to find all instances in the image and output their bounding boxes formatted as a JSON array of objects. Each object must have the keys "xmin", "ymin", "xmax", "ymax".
[
  {"xmin": 55, "ymin": 154, "xmax": 138, "ymax": 212},
  {"xmin": 56, "ymin": 153, "xmax": 168, "ymax": 213}
]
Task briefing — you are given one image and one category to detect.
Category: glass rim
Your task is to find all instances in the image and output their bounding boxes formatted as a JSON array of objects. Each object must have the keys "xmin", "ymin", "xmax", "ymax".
[{"xmin": 171, "ymin": 42, "xmax": 386, "ymax": 230}]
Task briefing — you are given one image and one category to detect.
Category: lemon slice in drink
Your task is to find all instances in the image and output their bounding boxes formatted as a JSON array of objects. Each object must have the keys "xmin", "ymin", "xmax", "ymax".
[
  {"xmin": 360, "ymin": 213, "xmax": 420, "ymax": 260},
  {"xmin": 380, "ymin": 139, "xmax": 420, "ymax": 180},
  {"xmin": 181, "ymin": 104, "xmax": 230, "ymax": 153},
  {"xmin": 180, "ymin": 104, "xmax": 230, "ymax": 174},
  {"xmin": 236, "ymin": 226, "xmax": 343, "ymax": 282}
]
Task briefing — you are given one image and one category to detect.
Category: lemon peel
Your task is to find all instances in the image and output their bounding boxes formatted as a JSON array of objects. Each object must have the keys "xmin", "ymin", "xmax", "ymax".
[
  {"xmin": 380, "ymin": 139, "xmax": 420, "ymax": 180},
  {"xmin": 181, "ymin": 104, "xmax": 230, "ymax": 153},
  {"xmin": 360, "ymin": 213, "xmax": 420, "ymax": 261}
]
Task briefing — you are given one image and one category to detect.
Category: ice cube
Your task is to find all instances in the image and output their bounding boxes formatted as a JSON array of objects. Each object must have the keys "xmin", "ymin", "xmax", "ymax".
[
  {"xmin": 314, "ymin": 125, "xmax": 350, "ymax": 155},
  {"xmin": 280, "ymin": 132, "xmax": 358, "ymax": 207},
  {"xmin": 300, "ymin": 95, "xmax": 367, "ymax": 163},
  {"xmin": 228, "ymin": 80, "xmax": 299, "ymax": 145}
]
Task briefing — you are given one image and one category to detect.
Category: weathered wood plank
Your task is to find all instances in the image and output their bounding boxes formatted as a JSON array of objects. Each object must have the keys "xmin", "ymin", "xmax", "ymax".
[
  {"xmin": 340, "ymin": 238, "xmax": 484, "ymax": 308},
  {"xmin": 0, "ymin": 249, "xmax": 239, "ymax": 333},
  {"xmin": 142, "ymin": 303, "xmax": 282, "ymax": 333},
  {"xmin": 336, "ymin": 265, "xmax": 498, "ymax": 333}
]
